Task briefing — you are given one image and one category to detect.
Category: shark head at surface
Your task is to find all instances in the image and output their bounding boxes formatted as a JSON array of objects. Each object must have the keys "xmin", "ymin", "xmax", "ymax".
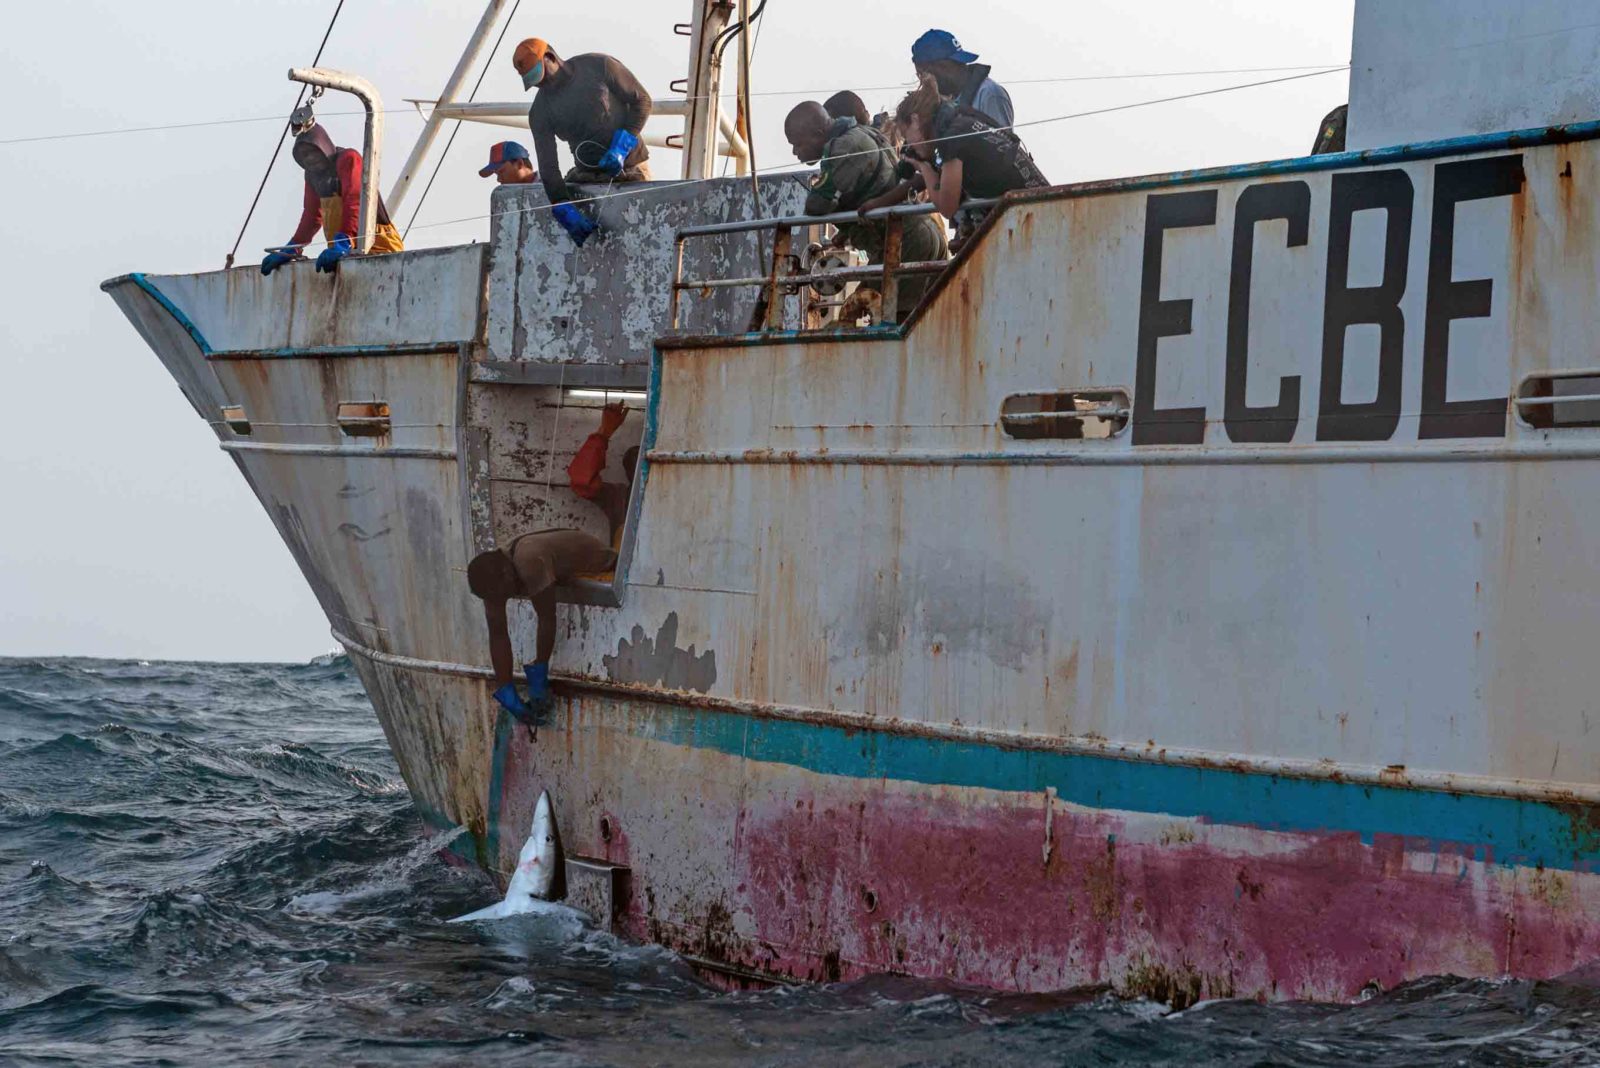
[
  {"xmin": 503, "ymin": 790, "xmax": 557, "ymax": 906},
  {"xmin": 449, "ymin": 790, "xmax": 560, "ymax": 923}
]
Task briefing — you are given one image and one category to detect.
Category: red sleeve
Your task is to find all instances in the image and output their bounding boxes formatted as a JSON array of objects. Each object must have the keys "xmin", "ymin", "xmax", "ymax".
[
  {"xmin": 288, "ymin": 180, "xmax": 321, "ymax": 248},
  {"xmin": 336, "ymin": 151, "xmax": 363, "ymax": 237},
  {"xmin": 567, "ymin": 433, "xmax": 610, "ymax": 499}
]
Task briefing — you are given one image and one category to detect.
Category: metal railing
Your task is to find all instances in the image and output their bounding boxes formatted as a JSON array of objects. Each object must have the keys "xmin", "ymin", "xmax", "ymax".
[
  {"xmin": 289, "ymin": 67, "xmax": 383, "ymax": 254},
  {"xmin": 669, "ymin": 199, "xmax": 997, "ymax": 332}
]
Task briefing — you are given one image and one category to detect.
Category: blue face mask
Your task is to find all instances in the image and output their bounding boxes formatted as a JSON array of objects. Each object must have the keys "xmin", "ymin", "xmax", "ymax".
[{"xmin": 521, "ymin": 61, "xmax": 544, "ymax": 90}]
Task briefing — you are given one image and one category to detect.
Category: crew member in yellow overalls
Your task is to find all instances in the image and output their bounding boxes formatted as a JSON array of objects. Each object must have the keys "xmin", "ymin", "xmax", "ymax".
[{"xmin": 260, "ymin": 123, "xmax": 403, "ymax": 275}]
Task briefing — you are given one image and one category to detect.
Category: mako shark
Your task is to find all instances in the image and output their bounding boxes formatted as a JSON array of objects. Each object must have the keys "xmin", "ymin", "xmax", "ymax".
[{"xmin": 450, "ymin": 791, "xmax": 561, "ymax": 923}]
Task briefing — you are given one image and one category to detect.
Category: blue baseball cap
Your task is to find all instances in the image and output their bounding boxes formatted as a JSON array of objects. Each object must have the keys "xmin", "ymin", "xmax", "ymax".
[
  {"xmin": 479, "ymin": 141, "xmax": 531, "ymax": 177},
  {"xmin": 911, "ymin": 29, "xmax": 979, "ymax": 65}
]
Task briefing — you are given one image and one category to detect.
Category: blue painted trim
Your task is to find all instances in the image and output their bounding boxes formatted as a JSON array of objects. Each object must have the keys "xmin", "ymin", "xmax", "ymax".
[
  {"xmin": 399, "ymin": 790, "xmax": 482, "ymax": 869},
  {"xmin": 126, "ymin": 273, "xmax": 212, "ymax": 356},
  {"xmin": 641, "ymin": 346, "xmax": 664, "ymax": 476},
  {"xmin": 587, "ymin": 699, "xmax": 1600, "ymax": 874},
  {"xmin": 985, "ymin": 117, "xmax": 1600, "ymax": 212},
  {"xmin": 1058, "ymin": 116, "xmax": 1600, "ymax": 190}
]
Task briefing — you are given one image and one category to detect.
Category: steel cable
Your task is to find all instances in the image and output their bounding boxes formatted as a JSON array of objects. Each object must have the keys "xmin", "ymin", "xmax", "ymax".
[
  {"xmin": 0, "ymin": 65, "xmax": 1348, "ymax": 148},
  {"xmin": 222, "ymin": 0, "xmax": 347, "ymax": 269},
  {"xmin": 370, "ymin": 65, "xmax": 1349, "ymax": 250},
  {"xmin": 401, "ymin": 0, "xmax": 524, "ymax": 240}
]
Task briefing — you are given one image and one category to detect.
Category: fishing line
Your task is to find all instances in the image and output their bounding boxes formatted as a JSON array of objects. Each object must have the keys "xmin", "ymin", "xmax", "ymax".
[
  {"xmin": 353, "ymin": 65, "xmax": 1348, "ymax": 251},
  {"xmin": 682, "ymin": 63, "xmax": 1352, "ymax": 102},
  {"xmin": 32, "ymin": 7, "xmax": 1600, "ymax": 151},
  {"xmin": 0, "ymin": 66, "xmax": 1342, "ymax": 147},
  {"xmin": 0, "ymin": 107, "xmax": 420, "ymax": 146},
  {"xmin": 223, "ymin": 0, "xmax": 346, "ymax": 268}
]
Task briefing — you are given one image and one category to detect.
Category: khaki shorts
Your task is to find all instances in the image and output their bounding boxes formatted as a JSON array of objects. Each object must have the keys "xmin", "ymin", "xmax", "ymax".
[{"xmin": 506, "ymin": 529, "xmax": 618, "ymax": 594}]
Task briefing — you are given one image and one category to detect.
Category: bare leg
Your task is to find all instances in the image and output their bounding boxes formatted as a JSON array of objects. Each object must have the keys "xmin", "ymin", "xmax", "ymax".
[{"xmin": 532, "ymin": 588, "xmax": 558, "ymax": 665}]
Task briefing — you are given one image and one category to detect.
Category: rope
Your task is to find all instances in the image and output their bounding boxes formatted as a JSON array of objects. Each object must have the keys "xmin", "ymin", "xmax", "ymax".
[
  {"xmin": 223, "ymin": 0, "xmax": 347, "ymax": 269},
  {"xmin": 0, "ymin": 107, "xmax": 412, "ymax": 147},
  {"xmin": 721, "ymin": 0, "xmax": 769, "ymax": 179},
  {"xmin": 0, "ymin": 64, "xmax": 1349, "ymax": 150},
  {"xmin": 710, "ymin": 0, "xmax": 768, "ymax": 61},
  {"xmin": 402, "ymin": 0, "xmax": 524, "ymax": 240},
  {"xmin": 255, "ymin": 65, "xmax": 1346, "ymax": 256},
  {"xmin": 688, "ymin": 64, "xmax": 1351, "ymax": 103},
  {"xmin": 366, "ymin": 65, "xmax": 1348, "ymax": 251}
]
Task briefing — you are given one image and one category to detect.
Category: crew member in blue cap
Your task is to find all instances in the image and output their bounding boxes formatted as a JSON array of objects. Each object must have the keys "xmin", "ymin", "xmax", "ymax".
[
  {"xmin": 479, "ymin": 140, "xmax": 539, "ymax": 185},
  {"xmin": 910, "ymin": 29, "xmax": 1013, "ymax": 128}
]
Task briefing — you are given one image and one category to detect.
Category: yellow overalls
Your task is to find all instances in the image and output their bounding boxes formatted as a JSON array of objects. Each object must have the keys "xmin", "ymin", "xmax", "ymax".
[{"xmin": 320, "ymin": 195, "xmax": 404, "ymax": 254}]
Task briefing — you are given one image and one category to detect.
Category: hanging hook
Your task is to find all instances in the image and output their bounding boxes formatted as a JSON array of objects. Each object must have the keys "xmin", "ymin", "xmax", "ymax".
[{"xmin": 289, "ymin": 102, "xmax": 317, "ymax": 135}]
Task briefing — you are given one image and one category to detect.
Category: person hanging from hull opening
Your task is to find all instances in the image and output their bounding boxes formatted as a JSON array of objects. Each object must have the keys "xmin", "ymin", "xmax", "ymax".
[
  {"xmin": 785, "ymin": 100, "xmax": 949, "ymax": 325},
  {"xmin": 513, "ymin": 37, "xmax": 653, "ymax": 247},
  {"xmin": 260, "ymin": 121, "xmax": 403, "ymax": 276},
  {"xmin": 468, "ymin": 531, "xmax": 617, "ymax": 725},
  {"xmin": 467, "ymin": 402, "xmax": 639, "ymax": 724}
]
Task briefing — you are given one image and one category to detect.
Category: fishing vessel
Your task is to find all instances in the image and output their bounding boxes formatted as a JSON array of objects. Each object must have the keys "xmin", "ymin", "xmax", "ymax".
[{"xmin": 104, "ymin": 0, "xmax": 1600, "ymax": 1002}]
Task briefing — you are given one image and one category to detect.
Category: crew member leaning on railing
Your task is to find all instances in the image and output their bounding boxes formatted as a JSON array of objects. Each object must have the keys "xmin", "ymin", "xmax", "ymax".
[
  {"xmin": 512, "ymin": 36, "xmax": 653, "ymax": 248},
  {"xmin": 260, "ymin": 123, "xmax": 404, "ymax": 276},
  {"xmin": 784, "ymin": 100, "xmax": 949, "ymax": 322},
  {"xmin": 468, "ymin": 531, "xmax": 615, "ymax": 726},
  {"xmin": 888, "ymin": 75, "xmax": 1049, "ymax": 253}
]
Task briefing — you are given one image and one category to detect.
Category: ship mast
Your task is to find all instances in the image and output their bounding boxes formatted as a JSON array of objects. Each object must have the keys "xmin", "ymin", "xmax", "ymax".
[
  {"xmin": 387, "ymin": 0, "xmax": 516, "ymax": 215},
  {"xmin": 681, "ymin": 1, "xmax": 735, "ymax": 179}
]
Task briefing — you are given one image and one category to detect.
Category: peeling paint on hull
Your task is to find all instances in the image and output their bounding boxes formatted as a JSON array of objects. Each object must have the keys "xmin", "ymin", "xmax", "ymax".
[
  {"xmin": 483, "ymin": 687, "xmax": 1600, "ymax": 1002},
  {"xmin": 101, "ymin": 132, "xmax": 1600, "ymax": 1001}
]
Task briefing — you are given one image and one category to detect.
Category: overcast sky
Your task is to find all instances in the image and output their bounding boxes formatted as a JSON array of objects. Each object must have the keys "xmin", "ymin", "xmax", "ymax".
[{"xmin": 0, "ymin": 0, "xmax": 1353, "ymax": 663}]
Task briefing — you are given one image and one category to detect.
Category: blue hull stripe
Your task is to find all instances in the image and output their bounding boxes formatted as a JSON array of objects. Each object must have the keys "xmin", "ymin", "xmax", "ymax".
[
  {"xmin": 604, "ymin": 700, "xmax": 1600, "ymax": 874},
  {"xmin": 124, "ymin": 273, "xmax": 213, "ymax": 356}
]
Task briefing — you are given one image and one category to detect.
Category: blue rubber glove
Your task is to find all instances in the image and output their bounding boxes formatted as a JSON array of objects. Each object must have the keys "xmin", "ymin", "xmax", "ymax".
[
  {"xmin": 551, "ymin": 202, "xmax": 598, "ymax": 247},
  {"xmin": 597, "ymin": 129, "xmax": 640, "ymax": 177},
  {"xmin": 493, "ymin": 682, "xmax": 529, "ymax": 719},
  {"xmin": 315, "ymin": 233, "xmax": 354, "ymax": 273},
  {"xmin": 260, "ymin": 249, "xmax": 298, "ymax": 276},
  {"xmin": 523, "ymin": 662, "xmax": 550, "ymax": 704}
]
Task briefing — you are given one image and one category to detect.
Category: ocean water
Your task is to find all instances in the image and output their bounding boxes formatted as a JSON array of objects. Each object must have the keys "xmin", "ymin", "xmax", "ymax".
[{"xmin": 3, "ymin": 656, "xmax": 1599, "ymax": 1067}]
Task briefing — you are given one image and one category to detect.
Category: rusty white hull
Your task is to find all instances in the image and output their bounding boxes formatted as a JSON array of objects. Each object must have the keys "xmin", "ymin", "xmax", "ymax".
[{"xmin": 103, "ymin": 124, "xmax": 1600, "ymax": 1001}]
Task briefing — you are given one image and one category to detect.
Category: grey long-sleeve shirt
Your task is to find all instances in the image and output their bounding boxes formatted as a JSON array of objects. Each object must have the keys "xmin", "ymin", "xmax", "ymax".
[
  {"xmin": 527, "ymin": 53, "xmax": 652, "ymax": 204},
  {"xmin": 957, "ymin": 63, "xmax": 1014, "ymax": 129}
]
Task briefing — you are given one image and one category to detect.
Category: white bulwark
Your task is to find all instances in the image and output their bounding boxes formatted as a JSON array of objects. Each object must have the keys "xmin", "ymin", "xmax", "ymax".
[{"xmin": 1349, "ymin": 0, "xmax": 1600, "ymax": 148}]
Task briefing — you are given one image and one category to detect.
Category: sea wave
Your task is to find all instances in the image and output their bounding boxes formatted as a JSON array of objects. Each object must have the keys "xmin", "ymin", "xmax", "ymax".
[{"xmin": 5, "ymin": 655, "xmax": 1600, "ymax": 1066}]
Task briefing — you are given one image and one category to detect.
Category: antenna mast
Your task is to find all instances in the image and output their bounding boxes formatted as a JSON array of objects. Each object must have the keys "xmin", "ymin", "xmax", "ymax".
[
  {"xmin": 681, "ymin": 0, "xmax": 734, "ymax": 179},
  {"xmin": 736, "ymin": 0, "xmax": 759, "ymax": 202}
]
